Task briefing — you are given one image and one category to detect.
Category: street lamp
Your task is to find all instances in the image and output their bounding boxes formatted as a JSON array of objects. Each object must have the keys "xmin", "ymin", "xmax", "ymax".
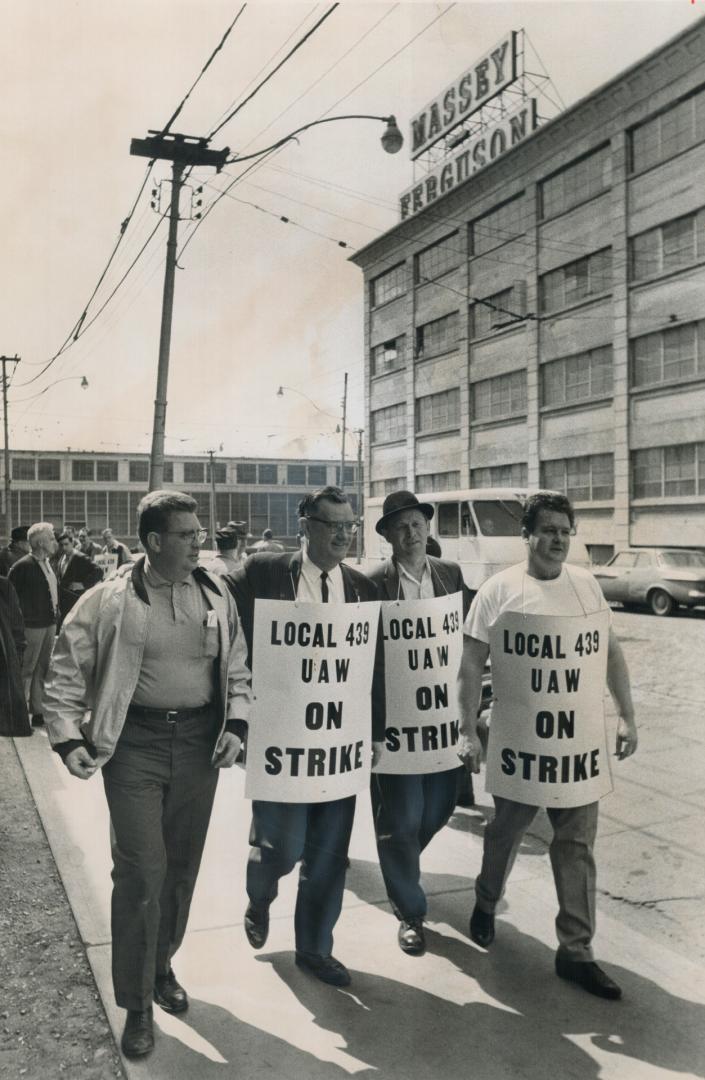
[{"xmin": 131, "ymin": 115, "xmax": 402, "ymax": 492}]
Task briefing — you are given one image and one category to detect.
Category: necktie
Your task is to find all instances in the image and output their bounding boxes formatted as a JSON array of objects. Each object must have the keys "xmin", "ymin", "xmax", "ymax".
[{"xmin": 320, "ymin": 571, "xmax": 329, "ymax": 603}]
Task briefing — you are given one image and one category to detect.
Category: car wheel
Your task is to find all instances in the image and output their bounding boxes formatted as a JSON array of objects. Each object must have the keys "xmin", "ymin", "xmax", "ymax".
[{"xmin": 649, "ymin": 589, "xmax": 674, "ymax": 617}]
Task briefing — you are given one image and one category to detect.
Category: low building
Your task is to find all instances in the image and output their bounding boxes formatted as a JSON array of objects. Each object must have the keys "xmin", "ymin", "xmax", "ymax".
[{"xmin": 351, "ymin": 17, "xmax": 705, "ymax": 562}]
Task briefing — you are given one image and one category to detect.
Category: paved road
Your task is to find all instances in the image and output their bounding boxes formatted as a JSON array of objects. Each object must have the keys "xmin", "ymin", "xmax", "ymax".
[{"xmin": 13, "ymin": 604, "xmax": 705, "ymax": 1080}]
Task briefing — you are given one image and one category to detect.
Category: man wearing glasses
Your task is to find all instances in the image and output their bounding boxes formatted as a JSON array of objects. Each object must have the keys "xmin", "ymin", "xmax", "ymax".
[
  {"xmin": 227, "ymin": 485, "xmax": 383, "ymax": 987},
  {"xmin": 43, "ymin": 491, "xmax": 252, "ymax": 1058}
]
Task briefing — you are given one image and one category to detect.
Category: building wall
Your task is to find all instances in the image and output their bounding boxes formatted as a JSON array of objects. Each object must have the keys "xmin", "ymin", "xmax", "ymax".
[{"xmin": 354, "ymin": 17, "xmax": 705, "ymax": 558}]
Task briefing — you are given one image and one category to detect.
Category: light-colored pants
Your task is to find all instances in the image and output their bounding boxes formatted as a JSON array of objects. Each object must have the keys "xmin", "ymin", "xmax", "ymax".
[
  {"xmin": 22, "ymin": 625, "xmax": 55, "ymax": 715},
  {"xmin": 475, "ymin": 796, "xmax": 599, "ymax": 961}
]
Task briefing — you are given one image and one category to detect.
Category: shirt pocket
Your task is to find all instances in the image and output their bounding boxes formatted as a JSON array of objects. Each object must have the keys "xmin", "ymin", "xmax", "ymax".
[{"xmin": 201, "ymin": 620, "xmax": 220, "ymax": 660}]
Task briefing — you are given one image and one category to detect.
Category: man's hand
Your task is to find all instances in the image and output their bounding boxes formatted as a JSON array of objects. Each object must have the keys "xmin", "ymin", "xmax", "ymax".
[
  {"xmin": 65, "ymin": 746, "xmax": 98, "ymax": 780},
  {"xmin": 211, "ymin": 731, "xmax": 242, "ymax": 769},
  {"xmin": 371, "ymin": 740, "xmax": 384, "ymax": 767},
  {"xmin": 457, "ymin": 731, "xmax": 482, "ymax": 774},
  {"xmin": 615, "ymin": 714, "xmax": 638, "ymax": 760}
]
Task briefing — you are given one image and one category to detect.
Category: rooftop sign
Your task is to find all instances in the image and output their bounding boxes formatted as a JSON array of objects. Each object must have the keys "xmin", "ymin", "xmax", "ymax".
[
  {"xmin": 409, "ymin": 31, "xmax": 518, "ymax": 160},
  {"xmin": 400, "ymin": 99, "xmax": 537, "ymax": 219}
]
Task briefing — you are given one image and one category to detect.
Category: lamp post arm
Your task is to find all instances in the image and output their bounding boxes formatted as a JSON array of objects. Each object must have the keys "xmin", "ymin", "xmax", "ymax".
[{"xmin": 227, "ymin": 114, "xmax": 401, "ymax": 164}]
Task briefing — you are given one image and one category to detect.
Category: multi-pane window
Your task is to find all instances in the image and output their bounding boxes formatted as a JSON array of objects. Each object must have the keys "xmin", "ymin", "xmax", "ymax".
[
  {"xmin": 470, "ymin": 194, "xmax": 526, "ymax": 256},
  {"xmin": 540, "ymin": 145, "xmax": 611, "ymax": 219},
  {"xmin": 12, "ymin": 458, "xmax": 36, "ymax": 480},
  {"xmin": 336, "ymin": 465, "xmax": 356, "ymax": 486},
  {"xmin": 21, "ymin": 491, "xmax": 42, "ymax": 523},
  {"xmin": 414, "ymin": 471, "xmax": 460, "ymax": 492},
  {"xmin": 630, "ymin": 209, "xmax": 705, "ymax": 281},
  {"xmin": 471, "ymin": 284, "xmax": 525, "ymax": 338},
  {"xmin": 129, "ymin": 460, "xmax": 148, "ymax": 483},
  {"xmin": 86, "ymin": 491, "xmax": 108, "ymax": 532},
  {"xmin": 37, "ymin": 459, "xmax": 60, "ymax": 481},
  {"xmin": 108, "ymin": 491, "xmax": 129, "ymax": 535},
  {"xmin": 415, "ymin": 233, "xmax": 458, "ymax": 284},
  {"xmin": 231, "ymin": 493, "xmax": 250, "ymax": 521},
  {"xmin": 415, "ymin": 388, "xmax": 460, "ymax": 434},
  {"xmin": 287, "ymin": 464, "xmax": 306, "ymax": 485},
  {"xmin": 470, "ymin": 463, "xmax": 528, "ymax": 488},
  {"xmin": 415, "ymin": 311, "xmax": 459, "ymax": 359},
  {"xmin": 370, "ymin": 263, "xmax": 406, "ymax": 307},
  {"xmin": 163, "ymin": 462, "xmax": 174, "ymax": 483},
  {"xmin": 236, "ymin": 463, "xmax": 256, "ymax": 484},
  {"xmin": 541, "ymin": 454, "xmax": 614, "ymax": 500},
  {"xmin": 269, "ymin": 493, "xmax": 287, "ymax": 536},
  {"xmin": 371, "ymin": 335, "xmax": 405, "ymax": 376},
  {"xmin": 631, "ymin": 321, "xmax": 705, "ymax": 388},
  {"xmin": 632, "ymin": 442, "xmax": 705, "ymax": 497},
  {"xmin": 43, "ymin": 491, "xmax": 64, "ymax": 522},
  {"xmin": 72, "ymin": 459, "xmax": 95, "ymax": 482},
  {"xmin": 370, "ymin": 476, "xmax": 406, "ymax": 497},
  {"xmin": 631, "ymin": 85, "xmax": 705, "ymax": 173},
  {"xmin": 206, "ymin": 462, "xmax": 227, "ymax": 484},
  {"xmin": 184, "ymin": 462, "xmax": 205, "ymax": 484},
  {"xmin": 65, "ymin": 490, "xmax": 86, "ymax": 523},
  {"xmin": 371, "ymin": 402, "xmax": 407, "ymax": 443},
  {"xmin": 539, "ymin": 249, "xmax": 611, "ymax": 313},
  {"xmin": 472, "ymin": 370, "xmax": 527, "ymax": 422},
  {"xmin": 541, "ymin": 346, "xmax": 613, "ymax": 407},
  {"xmin": 307, "ymin": 465, "xmax": 327, "ymax": 486},
  {"xmin": 258, "ymin": 464, "xmax": 278, "ymax": 485},
  {"xmin": 97, "ymin": 460, "xmax": 118, "ymax": 482}
]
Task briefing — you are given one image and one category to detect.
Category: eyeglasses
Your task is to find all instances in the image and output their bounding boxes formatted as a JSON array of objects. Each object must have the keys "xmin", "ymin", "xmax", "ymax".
[
  {"xmin": 306, "ymin": 516, "xmax": 358, "ymax": 536},
  {"xmin": 163, "ymin": 528, "xmax": 208, "ymax": 544}
]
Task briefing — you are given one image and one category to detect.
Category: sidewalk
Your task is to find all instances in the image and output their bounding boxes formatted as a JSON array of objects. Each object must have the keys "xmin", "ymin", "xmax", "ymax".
[{"xmin": 13, "ymin": 722, "xmax": 705, "ymax": 1080}]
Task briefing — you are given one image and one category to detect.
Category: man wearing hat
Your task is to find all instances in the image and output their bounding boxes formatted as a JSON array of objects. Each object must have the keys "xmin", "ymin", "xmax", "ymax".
[
  {"xmin": 0, "ymin": 525, "xmax": 31, "ymax": 576},
  {"xmin": 252, "ymin": 528, "xmax": 284, "ymax": 553},
  {"xmin": 208, "ymin": 522, "xmax": 248, "ymax": 577},
  {"xmin": 367, "ymin": 490, "xmax": 472, "ymax": 956}
]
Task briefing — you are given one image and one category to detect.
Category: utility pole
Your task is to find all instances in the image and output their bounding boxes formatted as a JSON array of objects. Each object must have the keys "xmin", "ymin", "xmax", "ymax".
[
  {"xmin": 340, "ymin": 371, "xmax": 348, "ymax": 489},
  {"xmin": 207, "ymin": 449, "xmax": 218, "ymax": 551},
  {"xmin": 355, "ymin": 428, "xmax": 364, "ymax": 564},
  {"xmin": 130, "ymin": 132, "xmax": 229, "ymax": 491},
  {"xmin": 0, "ymin": 355, "xmax": 19, "ymax": 541}
]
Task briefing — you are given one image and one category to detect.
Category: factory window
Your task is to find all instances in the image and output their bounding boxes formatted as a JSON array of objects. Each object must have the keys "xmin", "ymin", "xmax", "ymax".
[
  {"xmin": 415, "ymin": 389, "xmax": 460, "ymax": 434},
  {"xmin": 415, "ymin": 311, "xmax": 459, "ymax": 359},
  {"xmin": 414, "ymin": 233, "xmax": 458, "ymax": 285},
  {"xmin": 470, "ymin": 194, "xmax": 526, "ymax": 256},
  {"xmin": 370, "ymin": 263, "xmax": 406, "ymax": 308},
  {"xmin": 37, "ymin": 459, "xmax": 60, "ymax": 481},
  {"xmin": 414, "ymin": 471, "xmax": 460, "ymax": 493},
  {"xmin": 371, "ymin": 402, "xmax": 407, "ymax": 444},
  {"xmin": 336, "ymin": 465, "xmax": 357, "ymax": 486},
  {"xmin": 163, "ymin": 462, "xmax": 174, "ymax": 483},
  {"xmin": 307, "ymin": 465, "xmax": 328, "ymax": 486},
  {"xmin": 470, "ymin": 463, "xmax": 528, "ymax": 488},
  {"xmin": 258, "ymin": 464, "xmax": 278, "ymax": 485},
  {"xmin": 72, "ymin": 459, "xmax": 95, "ymax": 482},
  {"xmin": 471, "ymin": 284, "xmax": 526, "ymax": 337},
  {"xmin": 370, "ymin": 476, "xmax": 406, "ymax": 497},
  {"xmin": 541, "ymin": 346, "xmax": 613, "ymax": 407},
  {"xmin": 539, "ymin": 249, "xmax": 611, "ymax": 313},
  {"xmin": 371, "ymin": 335, "xmax": 406, "ymax": 376},
  {"xmin": 12, "ymin": 457, "xmax": 36, "ymax": 480},
  {"xmin": 631, "ymin": 85, "xmax": 705, "ymax": 172},
  {"xmin": 630, "ymin": 209, "xmax": 705, "ymax": 281},
  {"xmin": 472, "ymin": 370, "xmax": 527, "ymax": 422},
  {"xmin": 96, "ymin": 460, "xmax": 118, "ymax": 482},
  {"xmin": 206, "ymin": 462, "xmax": 227, "ymax": 484},
  {"xmin": 633, "ymin": 442, "xmax": 705, "ymax": 498},
  {"xmin": 184, "ymin": 462, "xmax": 205, "ymax": 484},
  {"xmin": 129, "ymin": 460, "xmax": 149, "ymax": 483},
  {"xmin": 236, "ymin": 463, "xmax": 256, "ymax": 484},
  {"xmin": 541, "ymin": 454, "xmax": 614, "ymax": 501},
  {"xmin": 539, "ymin": 145, "xmax": 611, "ymax": 219},
  {"xmin": 631, "ymin": 321, "xmax": 705, "ymax": 388}
]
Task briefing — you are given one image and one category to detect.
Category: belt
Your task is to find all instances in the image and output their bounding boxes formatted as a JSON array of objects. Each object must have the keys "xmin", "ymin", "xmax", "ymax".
[{"xmin": 127, "ymin": 702, "xmax": 213, "ymax": 723}]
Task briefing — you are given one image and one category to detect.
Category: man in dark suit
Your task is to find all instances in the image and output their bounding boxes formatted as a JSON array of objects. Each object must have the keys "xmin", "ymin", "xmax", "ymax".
[
  {"xmin": 9, "ymin": 522, "xmax": 59, "ymax": 724},
  {"xmin": 56, "ymin": 533, "xmax": 103, "ymax": 622},
  {"xmin": 367, "ymin": 490, "xmax": 471, "ymax": 957},
  {"xmin": 227, "ymin": 485, "xmax": 383, "ymax": 987}
]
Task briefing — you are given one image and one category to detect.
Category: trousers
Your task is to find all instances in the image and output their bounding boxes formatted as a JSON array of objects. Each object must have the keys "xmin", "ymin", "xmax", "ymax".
[
  {"xmin": 22, "ymin": 624, "xmax": 55, "ymax": 714},
  {"xmin": 475, "ymin": 796, "xmax": 599, "ymax": 961},
  {"xmin": 247, "ymin": 795, "xmax": 356, "ymax": 957},
  {"xmin": 102, "ymin": 708, "xmax": 219, "ymax": 1010},
  {"xmin": 372, "ymin": 766, "xmax": 463, "ymax": 920}
]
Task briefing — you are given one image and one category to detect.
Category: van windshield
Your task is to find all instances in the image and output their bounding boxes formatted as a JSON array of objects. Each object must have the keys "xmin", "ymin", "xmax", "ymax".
[{"xmin": 470, "ymin": 499, "xmax": 524, "ymax": 537}]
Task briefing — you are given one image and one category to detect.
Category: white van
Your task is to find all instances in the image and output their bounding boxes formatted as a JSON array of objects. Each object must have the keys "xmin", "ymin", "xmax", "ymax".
[{"xmin": 363, "ymin": 488, "xmax": 591, "ymax": 591}]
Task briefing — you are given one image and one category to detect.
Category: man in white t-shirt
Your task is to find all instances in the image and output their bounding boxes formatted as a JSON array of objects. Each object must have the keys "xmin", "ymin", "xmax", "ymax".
[{"xmin": 457, "ymin": 491, "xmax": 637, "ymax": 1000}]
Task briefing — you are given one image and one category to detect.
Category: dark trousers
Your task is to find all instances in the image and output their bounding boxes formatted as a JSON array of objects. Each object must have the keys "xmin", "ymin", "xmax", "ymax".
[
  {"xmin": 247, "ymin": 796, "xmax": 356, "ymax": 957},
  {"xmin": 102, "ymin": 708, "xmax": 219, "ymax": 1011},
  {"xmin": 371, "ymin": 766, "xmax": 463, "ymax": 920}
]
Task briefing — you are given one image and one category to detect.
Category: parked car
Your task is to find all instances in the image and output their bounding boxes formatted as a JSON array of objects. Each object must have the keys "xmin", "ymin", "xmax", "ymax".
[{"xmin": 593, "ymin": 548, "xmax": 705, "ymax": 616}]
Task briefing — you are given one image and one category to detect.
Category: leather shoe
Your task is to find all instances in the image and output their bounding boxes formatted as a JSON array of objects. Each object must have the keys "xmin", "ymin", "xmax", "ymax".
[
  {"xmin": 154, "ymin": 968, "xmax": 188, "ymax": 1013},
  {"xmin": 469, "ymin": 904, "xmax": 495, "ymax": 948},
  {"xmin": 244, "ymin": 902, "xmax": 270, "ymax": 949},
  {"xmin": 121, "ymin": 1008, "xmax": 154, "ymax": 1058},
  {"xmin": 398, "ymin": 919, "xmax": 426, "ymax": 956},
  {"xmin": 295, "ymin": 952, "xmax": 351, "ymax": 987},
  {"xmin": 555, "ymin": 955, "xmax": 622, "ymax": 999}
]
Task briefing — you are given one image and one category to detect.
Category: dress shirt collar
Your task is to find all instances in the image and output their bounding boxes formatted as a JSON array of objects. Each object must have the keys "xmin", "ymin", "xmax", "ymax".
[{"xmin": 300, "ymin": 549, "xmax": 344, "ymax": 602}]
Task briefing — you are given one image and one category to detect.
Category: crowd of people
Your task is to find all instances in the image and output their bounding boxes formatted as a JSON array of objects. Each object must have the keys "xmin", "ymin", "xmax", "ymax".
[{"xmin": 0, "ymin": 485, "xmax": 638, "ymax": 1061}]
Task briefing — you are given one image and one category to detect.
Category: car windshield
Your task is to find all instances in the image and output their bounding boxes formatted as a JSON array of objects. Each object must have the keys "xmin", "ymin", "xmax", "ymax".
[
  {"xmin": 470, "ymin": 499, "xmax": 524, "ymax": 537},
  {"xmin": 658, "ymin": 551, "xmax": 705, "ymax": 569}
]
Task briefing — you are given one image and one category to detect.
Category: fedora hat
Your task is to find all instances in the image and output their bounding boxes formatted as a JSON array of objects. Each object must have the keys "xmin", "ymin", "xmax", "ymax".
[{"xmin": 375, "ymin": 490, "xmax": 434, "ymax": 535}]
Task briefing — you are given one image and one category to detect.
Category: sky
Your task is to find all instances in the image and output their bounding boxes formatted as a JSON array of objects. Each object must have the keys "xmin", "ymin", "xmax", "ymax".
[{"xmin": 1, "ymin": 0, "xmax": 701, "ymax": 462}]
